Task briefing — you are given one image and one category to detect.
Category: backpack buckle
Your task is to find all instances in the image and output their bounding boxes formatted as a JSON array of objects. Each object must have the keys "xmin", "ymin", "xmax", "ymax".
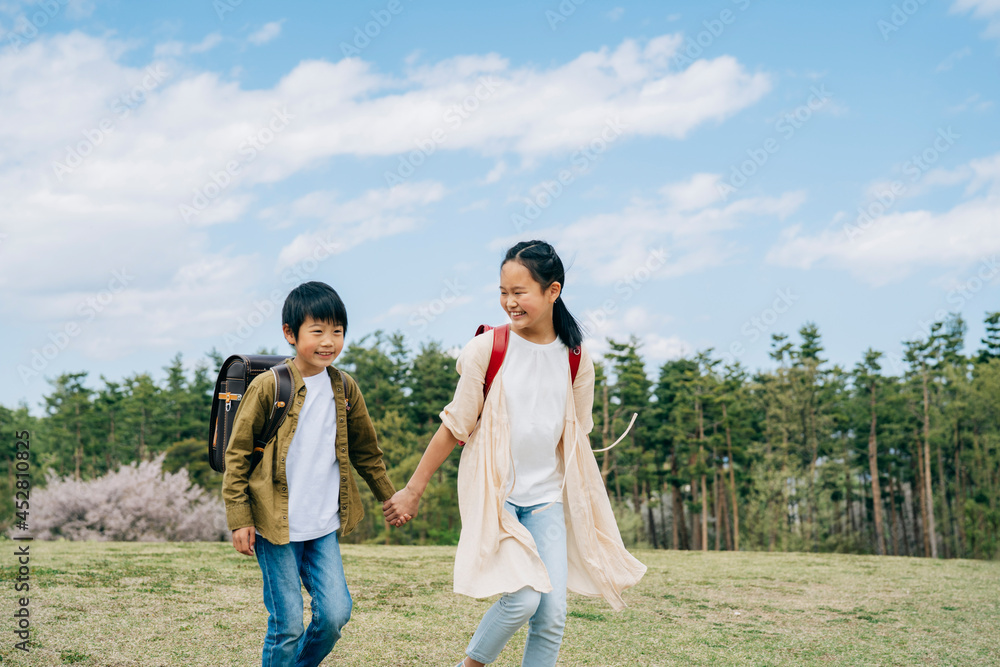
[{"xmin": 219, "ymin": 391, "xmax": 242, "ymax": 411}]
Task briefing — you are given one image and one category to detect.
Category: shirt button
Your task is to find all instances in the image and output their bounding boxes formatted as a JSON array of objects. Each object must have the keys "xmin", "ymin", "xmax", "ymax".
[
  {"xmin": 282, "ymin": 486, "xmax": 286, "ymax": 491},
  {"xmin": 341, "ymin": 477, "xmax": 346, "ymax": 482}
]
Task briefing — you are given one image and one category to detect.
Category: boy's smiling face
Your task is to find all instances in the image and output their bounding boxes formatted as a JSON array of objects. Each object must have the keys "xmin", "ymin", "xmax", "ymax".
[{"xmin": 282, "ymin": 315, "xmax": 345, "ymax": 377}]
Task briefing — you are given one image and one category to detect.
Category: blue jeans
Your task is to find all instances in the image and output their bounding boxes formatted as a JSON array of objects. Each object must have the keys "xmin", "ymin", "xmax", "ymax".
[
  {"xmin": 466, "ymin": 501, "xmax": 568, "ymax": 667},
  {"xmin": 254, "ymin": 530, "xmax": 352, "ymax": 667}
]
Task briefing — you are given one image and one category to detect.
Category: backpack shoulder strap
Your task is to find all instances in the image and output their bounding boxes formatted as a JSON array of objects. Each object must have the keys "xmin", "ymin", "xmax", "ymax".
[
  {"xmin": 249, "ymin": 362, "xmax": 293, "ymax": 472},
  {"xmin": 483, "ymin": 323, "xmax": 510, "ymax": 399},
  {"xmin": 569, "ymin": 344, "xmax": 582, "ymax": 385},
  {"xmin": 457, "ymin": 324, "xmax": 511, "ymax": 447}
]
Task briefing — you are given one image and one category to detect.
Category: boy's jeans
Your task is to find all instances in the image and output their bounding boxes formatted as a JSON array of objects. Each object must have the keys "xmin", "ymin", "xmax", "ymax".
[
  {"xmin": 466, "ymin": 501, "xmax": 568, "ymax": 667},
  {"xmin": 255, "ymin": 530, "xmax": 352, "ymax": 667}
]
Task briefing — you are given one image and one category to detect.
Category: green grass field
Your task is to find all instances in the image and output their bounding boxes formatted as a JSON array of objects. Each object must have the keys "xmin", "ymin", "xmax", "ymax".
[{"xmin": 0, "ymin": 541, "xmax": 997, "ymax": 666}]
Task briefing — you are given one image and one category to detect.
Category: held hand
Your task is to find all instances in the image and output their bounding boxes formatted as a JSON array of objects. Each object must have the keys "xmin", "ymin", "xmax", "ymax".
[
  {"xmin": 384, "ymin": 510, "xmax": 412, "ymax": 528},
  {"xmin": 383, "ymin": 486, "xmax": 420, "ymax": 527},
  {"xmin": 232, "ymin": 526, "xmax": 256, "ymax": 556}
]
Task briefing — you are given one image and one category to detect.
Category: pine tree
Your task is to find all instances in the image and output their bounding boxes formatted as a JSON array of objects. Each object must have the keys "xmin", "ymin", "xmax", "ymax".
[
  {"xmin": 43, "ymin": 372, "xmax": 94, "ymax": 481},
  {"xmin": 654, "ymin": 358, "xmax": 698, "ymax": 549},
  {"xmin": 407, "ymin": 341, "xmax": 460, "ymax": 432},
  {"xmin": 121, "ymin": 373, "xmax": 161, "ymax": 461},
  {"xmin": 903, "ymin": 333, "xmax": 940, "ymax": 557},
  {"xmin": 853, "ymin": 348, "xmax": 886, "ymax": 555},
  {"xmin": 94, "ymin": 377, "xmax": 125, "ymax": 473},
  {"xmin": 976, "ymin": 311, "xmax": 1000, "ymax": 364}
]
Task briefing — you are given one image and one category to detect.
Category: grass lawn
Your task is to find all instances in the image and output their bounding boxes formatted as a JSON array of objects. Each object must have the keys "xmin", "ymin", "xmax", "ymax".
[{"xmin": 0, "ymin": 541, "xmax": 997, "ymax": 666}]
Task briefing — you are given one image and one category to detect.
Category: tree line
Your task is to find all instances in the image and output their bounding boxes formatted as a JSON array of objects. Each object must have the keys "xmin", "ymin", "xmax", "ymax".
[{"xmin": 3, "ymin": 311, "xmax": 998, "ymax": 559}]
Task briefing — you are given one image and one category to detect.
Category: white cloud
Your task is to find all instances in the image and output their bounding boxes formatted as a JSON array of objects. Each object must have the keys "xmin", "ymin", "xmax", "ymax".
[
  {"xmin": 0, "ymin": 0, "xmax": 93, "ymax": 20},
  {"xmin": 0, "ymin": 30, "xmax": 772, "ymax": 362},
  {"xmin": 460, "ymin": 199, "xmax": 489, "ymax": 212},
  {"xmin": 482, "ymin": 160, "xmax": 507, "ymax": 184},
  {"xmin": 248, "ymin": 20, "xmax": 284, "ymax": 46},
  {"xmin": 766, "ymin": 152, "xmax": 1000, "ymax": 285},
  {"xmin": 946, "ymin": 93, "xmax": 993, "ymax": 114},
  {"xmin": 864, "ymin": 165, "xmax": 972, "ymax": 202},
  {"xmin": 373, "ymin": 295, "xmax": 474, "ymax": 324},
  {"xmin": 64, "ymin": 0, "xmax": 94, "ymax": 19},
  {"xmin": 581, "ymin": 305, "xmax": 693, "ymax": 366},
  {"xmin": 272, "ymin": 181, "xmax": 448, "ymax": 270},
  {"xmin": 935, "ymin": 46, "xmax": 972, "ymax": 71},
  {"xmin": 607, "ymin": 7, "xmax": 625, "ymax": 21},
  {"xmin": 951, "ymin": 0, "xmax": 1000, "ymax": 38},
  {"xmin": 495, "ymin": 172, "xmax": 805, "ymax": 286},
  {"xmin": 3, "ymin": 251, "xmax": 271, "ymax": 361},
  {"xmin": 659, "ymin": 172, "xmax": 723, "ymax": 211},
  {"xmin": 191, "ymin": 32, "xmax": 222, "ymax": 53},
  {"xmin": 154, "ymin": 32, "xmax": 222, "ymax": 57}
]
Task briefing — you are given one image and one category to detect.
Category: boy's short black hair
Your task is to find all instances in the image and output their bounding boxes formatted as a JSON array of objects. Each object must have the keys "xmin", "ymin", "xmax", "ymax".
[{"xmin": 282, "ymin": 281, "xmax": 348, "ymax": 344}]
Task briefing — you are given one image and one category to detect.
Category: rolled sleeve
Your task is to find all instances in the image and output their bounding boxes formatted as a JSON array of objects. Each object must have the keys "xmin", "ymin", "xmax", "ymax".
[{"xmin": 439, "ymin": 333, "xmax": 490, "ymax": 443}]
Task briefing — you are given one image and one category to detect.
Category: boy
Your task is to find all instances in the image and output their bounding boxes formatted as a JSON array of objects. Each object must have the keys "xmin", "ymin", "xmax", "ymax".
[{"xmin": 223, "ymin": 281, "xmax": 402, "ymax": 667}]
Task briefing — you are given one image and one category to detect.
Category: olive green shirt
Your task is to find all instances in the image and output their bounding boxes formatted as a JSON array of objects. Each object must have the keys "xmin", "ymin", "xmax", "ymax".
[{"xmin": 222, "ymin": 357, "xmax": 396, "ymax": 543}]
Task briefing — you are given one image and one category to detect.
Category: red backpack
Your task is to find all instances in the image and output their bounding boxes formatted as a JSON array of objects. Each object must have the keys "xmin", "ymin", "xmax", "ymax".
[{"xmin": 458, "ymin": 323, "xmax": 582, "ymax": 445}]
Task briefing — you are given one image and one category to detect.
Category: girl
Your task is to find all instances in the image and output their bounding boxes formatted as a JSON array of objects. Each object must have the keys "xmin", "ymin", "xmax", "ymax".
[{"xmin": 383, "ymin": 240, "xmax": 646, "ymax": 667}]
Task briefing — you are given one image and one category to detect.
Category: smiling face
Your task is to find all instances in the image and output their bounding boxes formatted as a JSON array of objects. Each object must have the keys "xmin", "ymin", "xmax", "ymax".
[
  {"xmin": 282, "ymin": 315, "xmax": 345, "ymax": 377},
  {"xmin": 499, "ymin": 259, "xmax": 561, "ymax": 343}
]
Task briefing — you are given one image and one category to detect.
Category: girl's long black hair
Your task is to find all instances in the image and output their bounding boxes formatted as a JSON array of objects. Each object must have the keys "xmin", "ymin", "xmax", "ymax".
[{"xmin": 502, "ymin": 240, "xmax": 583, "ymax": 349}]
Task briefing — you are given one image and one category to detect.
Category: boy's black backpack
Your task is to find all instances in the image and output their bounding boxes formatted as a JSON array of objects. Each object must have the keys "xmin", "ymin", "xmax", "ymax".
[
  {"xmin": 208, "ymin": 355, "xmax": 293, "ymax": 475},
  {"xmin": 207, "ymin": 355, "xmax": 354, "ymax": 476}
]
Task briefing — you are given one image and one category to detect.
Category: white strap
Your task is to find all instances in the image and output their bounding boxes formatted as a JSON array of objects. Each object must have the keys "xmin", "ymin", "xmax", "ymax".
[
  {"xmin": 531, "ymin": 412, "xmax": 639, "ymax": 515},
  {"xmin": 592, "ymin": 412, "xmax": 638, "ymax": 452}
]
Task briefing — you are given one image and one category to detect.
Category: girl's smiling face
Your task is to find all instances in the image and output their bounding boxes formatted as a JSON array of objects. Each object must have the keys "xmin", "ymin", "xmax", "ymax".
[
  {"xmin": 500, "ymin": 260, "xmax": 561, "ymax": 342},
  {"xmin": 282, "ymin": 315, "xmax": 345, "ymax": 377}
]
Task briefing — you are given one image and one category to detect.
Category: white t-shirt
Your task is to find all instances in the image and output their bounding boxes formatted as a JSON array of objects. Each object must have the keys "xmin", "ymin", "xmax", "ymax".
[
  {"xmin": 502, "ymin": 331, "xmax": 569, "ymax": 507},
  {"xmin": 285, "ymin": 369, "xmax": 341, "ymax": 540}
]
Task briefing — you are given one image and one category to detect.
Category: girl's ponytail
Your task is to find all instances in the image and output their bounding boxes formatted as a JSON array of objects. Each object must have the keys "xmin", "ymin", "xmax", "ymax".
[
  {"xmin": 502, "ymin": 240, "xmax": 584, "ymax": 350},
  {"xmin": 553, "ymin": 295, "xmax": 583, "ymax": 350}
]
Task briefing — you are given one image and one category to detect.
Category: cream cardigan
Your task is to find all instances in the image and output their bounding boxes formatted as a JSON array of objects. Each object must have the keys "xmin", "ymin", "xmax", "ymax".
[{"xmin": 439, "ymin": 329, "xmax": 648, "ymax": 611}]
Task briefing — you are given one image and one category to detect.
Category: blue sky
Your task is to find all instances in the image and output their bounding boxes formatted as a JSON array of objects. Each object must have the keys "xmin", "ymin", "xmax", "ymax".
[{"xmin": 1, "ymin": 0, "xmax": 999, "ymax": 415}]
